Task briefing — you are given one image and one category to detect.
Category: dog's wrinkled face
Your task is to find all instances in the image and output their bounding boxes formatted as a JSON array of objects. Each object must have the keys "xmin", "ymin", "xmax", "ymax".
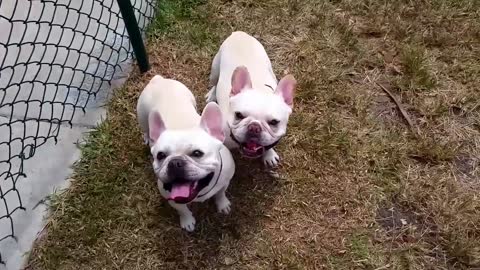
[
  {"xmin": 149, "ymin": 103, "xmax": 225, "ymax": 204},
  {"xmin": 152, "ymin": 129, "xmax": 222, "ymax": 203},
  {"xmin": 228, "ymin": 66, "xmax": 296, "ymax": 158},
  {"xmin": 229, "ymin": 91, "xmax": 291, "ymax": 158}
]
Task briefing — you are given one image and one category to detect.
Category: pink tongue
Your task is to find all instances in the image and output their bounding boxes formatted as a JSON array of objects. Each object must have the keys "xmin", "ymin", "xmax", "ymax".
[
  {"xmin": 246, "ymin": 141, "xmax": 260, "ymax": 151},
  {"xmin": 168, "ymin": 183, "xmax": 191, "ymax": 199}
]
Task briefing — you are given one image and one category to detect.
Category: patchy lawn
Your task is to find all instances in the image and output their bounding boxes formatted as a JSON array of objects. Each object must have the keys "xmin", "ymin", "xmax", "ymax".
[{"xmin": 28, "ymin": 0, "xmax": 480, "ymax": 269}]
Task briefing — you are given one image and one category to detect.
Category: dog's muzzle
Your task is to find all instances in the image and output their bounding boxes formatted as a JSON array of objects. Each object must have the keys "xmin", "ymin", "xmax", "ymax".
[
  {"xmin": 230, "ymin": 131, "xmax": 280, "ymax": 159},
  {"xmin": 162, "ymin": 156, "xmax": 219, "ymax": 204},
  {"xmin": 163, "ymin": 172, "xmax": 215, "ymax": 204},
  {"xmin": 167, "ymin": 158, "xmax": 187, "ymax": 179}
]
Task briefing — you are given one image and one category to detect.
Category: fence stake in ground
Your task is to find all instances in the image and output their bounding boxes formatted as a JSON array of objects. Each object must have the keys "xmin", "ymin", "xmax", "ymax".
[{"xmin": 117, "ymin": 0, "xmax": 150, "ymax": 73}]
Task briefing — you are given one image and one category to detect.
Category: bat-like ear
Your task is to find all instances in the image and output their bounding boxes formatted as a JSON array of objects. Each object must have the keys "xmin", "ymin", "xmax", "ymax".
[
  {"xmin": 200, "ymin": 102, "xmax": 225, "ymax": 142},
  {"xmin": 231, "ymin": 66, "xmax": 252, "ymax": 96}
]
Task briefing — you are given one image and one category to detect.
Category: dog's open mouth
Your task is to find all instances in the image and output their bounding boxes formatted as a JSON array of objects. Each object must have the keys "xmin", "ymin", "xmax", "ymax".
[
  {"xmin": 163, "ymin": 172, "xmax": 214, "ymax": 204},
  {"xmin": 240, "ymin": 141, "xmax": 265, "ymax": 158}
]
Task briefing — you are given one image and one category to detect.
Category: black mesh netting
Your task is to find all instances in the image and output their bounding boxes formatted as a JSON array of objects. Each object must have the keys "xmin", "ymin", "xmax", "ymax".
[{"xmin": 0, "ymin": 0, "xmax": 156, "ymax": 263}]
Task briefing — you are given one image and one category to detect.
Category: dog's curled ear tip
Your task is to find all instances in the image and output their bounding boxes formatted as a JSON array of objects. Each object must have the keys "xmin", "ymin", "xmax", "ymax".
[
  {"xmin": 149, "ymin": 74, "xmax": 164, "ymax": 84},
  {"xmin": 234, "ymin": 65, "xmax": 249, "ymax": 73},
  {"xmin": 286, "ymin": 74, "xmax": 297, "ymax": 84},
  {"xmin": 203, "ymin": 102, "xmax": 222, "ymax": 116},
  {"xmin": 200, "ymin": 102, "xmax": 225, "ymax": 142},
  {"xmin": 281, "ymin": 74, "xmax": 297, "ymax": 89}
]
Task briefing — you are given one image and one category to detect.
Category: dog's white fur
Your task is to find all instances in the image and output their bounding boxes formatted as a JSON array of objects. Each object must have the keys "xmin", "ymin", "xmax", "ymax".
[
  {"xmin": 137, "ymin": 75, "xmax": 235, "ymax": 232},
  {"xmin": 207, "ymin": 31, "xmax": 296, "ymax": 166}
]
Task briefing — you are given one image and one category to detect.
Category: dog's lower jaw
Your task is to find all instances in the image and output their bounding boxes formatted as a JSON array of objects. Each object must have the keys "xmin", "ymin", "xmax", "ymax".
[
  {"xmin": 168, "ymin": 201, "xmax": 196, "ymax": 232},
  {"xmin": 262, "ymin": 148, "xmax": 280, "ymax": 167}
]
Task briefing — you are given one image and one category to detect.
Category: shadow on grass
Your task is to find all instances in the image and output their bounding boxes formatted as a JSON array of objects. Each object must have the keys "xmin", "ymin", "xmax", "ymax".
[{"xmin": 150, "ymin": 155, "xmax": 282, "ymax": 268}]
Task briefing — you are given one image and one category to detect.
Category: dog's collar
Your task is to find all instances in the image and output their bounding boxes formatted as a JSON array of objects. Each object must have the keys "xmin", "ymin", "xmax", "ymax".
[
  {"xmin": 196, "ymin": 151, "xmax": 223, "ymax": 198},
  {"xmin": 230, "ymin": 131, "xmax": 280, "ymax": 152},
  {"xmin": 265, "ymin": 139, "xmax": 280, "ymax": 151},
  {"xmin": 264, "ymin": 84, "xmax": 274, "ymax": 91},
  {"xmin": 229, "ymin": 130, "xmax": 243, "ymax": 146}
]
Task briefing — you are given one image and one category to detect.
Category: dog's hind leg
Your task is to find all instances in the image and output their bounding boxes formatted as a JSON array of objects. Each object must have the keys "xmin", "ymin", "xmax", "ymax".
[
  {"xmin": 169, "ymin": 201, "xmax": 196, "ymax": 232},
  {"xmin": 209, "ymin": 51, "xmax": 221, "ymax": 87},
  {"xmin": 142, "ymin": 133, "xmax": 151, "ymax": 146},
  {"xmin": 206, "ymin": 52, "xmax": 221, "ymax": 102},
  {"xmin": 205, "ymin": 86, "xmax": 217, "ymax": 103}
]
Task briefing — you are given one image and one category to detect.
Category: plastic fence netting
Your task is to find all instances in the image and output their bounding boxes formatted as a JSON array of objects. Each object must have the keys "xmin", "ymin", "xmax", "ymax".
[{"xmin": 0, "ymin": 0, "xmax": 156, "ymax": 263}]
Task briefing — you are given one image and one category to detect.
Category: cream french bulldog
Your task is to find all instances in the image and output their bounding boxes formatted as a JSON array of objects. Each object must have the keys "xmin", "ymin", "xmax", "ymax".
[
  {"xmin": 206, "ymin": 31, "xmax": 297, "ymax": 167},
  {"xmin": 137, "ymin": 75, "xmax": 235, "ymax": 232}
]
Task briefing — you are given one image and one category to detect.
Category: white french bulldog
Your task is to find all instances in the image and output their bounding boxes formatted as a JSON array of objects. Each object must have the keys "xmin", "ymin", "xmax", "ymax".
[
  {"xmin": 206, "ymin": 31, "xmax": 297, "ymax": 167},
  {"xmin": 137, "ymin": 75, "xmax": 235, "ymax": 232}
]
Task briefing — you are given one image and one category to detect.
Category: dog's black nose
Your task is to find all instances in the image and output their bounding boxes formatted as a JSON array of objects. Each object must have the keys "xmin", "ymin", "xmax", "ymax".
[
  {"xmin": 167, "ymin": 158, "xmax": 186, "ymax": 179},
  {"xmin": 168, "ymin": 158, "xmax": 185, "ymax": 169}
]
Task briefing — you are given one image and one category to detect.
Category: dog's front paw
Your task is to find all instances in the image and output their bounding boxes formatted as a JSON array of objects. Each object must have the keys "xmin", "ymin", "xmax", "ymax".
[
  {"xmin": 216, "ymin": 197, "xmax": 231, "ymax": 214},
  {"xmin": 180, "ymin": 214, "xmax": 196, "ymax": 232},
  {"xmin": 262, "ymin": 149, "xmax": 280, "ymax": 167}
]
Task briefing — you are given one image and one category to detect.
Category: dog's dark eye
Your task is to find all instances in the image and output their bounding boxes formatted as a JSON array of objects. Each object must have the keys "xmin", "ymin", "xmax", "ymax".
[
  {"xmin": 191, "ymin": 150, "xmax": 204, "ymax": 158},
  {"xmin": 235, "ymin": 112, "xmax": 245, "ymax": 120},
  {"xmin": 268, "ymin": 119, "xmax": 280, "ymax": 126},
  {"xmin": 156, "ymin": 152, "xmax": 167, "ymax": 160}
]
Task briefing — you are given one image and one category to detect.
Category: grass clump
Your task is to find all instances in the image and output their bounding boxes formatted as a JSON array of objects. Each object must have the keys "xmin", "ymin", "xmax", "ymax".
[
  {"xmin": 400, "ymin": 45, "xmax": 436, "ymax": 91},
  {"xmin": 149, "ymin": 0, "xmax": 218, "ymax": 48}
]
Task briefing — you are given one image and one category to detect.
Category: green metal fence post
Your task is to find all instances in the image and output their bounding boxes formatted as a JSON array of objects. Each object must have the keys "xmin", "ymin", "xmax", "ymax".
[{"xmin": 117, "ymin": 0, "xmax": 150, "ymax": 73}]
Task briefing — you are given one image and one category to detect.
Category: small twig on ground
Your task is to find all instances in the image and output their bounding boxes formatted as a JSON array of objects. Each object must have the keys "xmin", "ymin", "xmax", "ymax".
[
  {"xmin": 368, "ymin": 77, "xmax": 419, "ymax": 136},
  {"xmin": 374, "ymin": 264, "xmax": 392, "ymax": 270}
]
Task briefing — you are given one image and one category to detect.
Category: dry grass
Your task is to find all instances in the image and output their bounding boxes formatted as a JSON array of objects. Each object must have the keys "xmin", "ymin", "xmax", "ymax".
[{"xmin": 28, "ymin": 0, "xmax": 480, "ymax": 269}]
